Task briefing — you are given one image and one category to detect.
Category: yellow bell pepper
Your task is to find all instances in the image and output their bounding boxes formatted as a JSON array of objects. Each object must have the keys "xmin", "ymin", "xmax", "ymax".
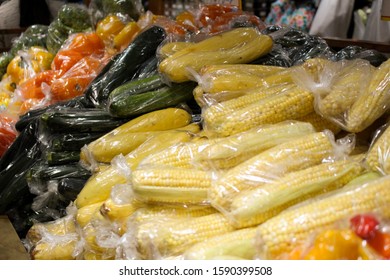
[
  {"xmin": 304, "ymin": 229, "xmax": 364, "ymax": 260},
  {"xmin": 113, "ymin": 21, "xmax": 141, "ymax": 51},
  {"xmin": 96, "ymin": 14, "xmax": 126, "ymax": 45},
  {"xmin": 6, "ymin": 47, "xmax": 54, "ymax": 85}
]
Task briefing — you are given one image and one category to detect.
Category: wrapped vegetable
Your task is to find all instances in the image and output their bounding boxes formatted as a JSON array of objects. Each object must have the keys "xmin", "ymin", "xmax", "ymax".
[
  {"xmin": 159, "ymin": 27, "xmax": 273, "ymax": 83},
  {"xmin": 209, "ymin": 131, "xmax": 355, "ymax": 216},
  {"xmin": 96, "ymin": 14, "xmax": 127, "ymax": 46},
  {"xmin": 365, "ymin": 124, "xmax": 390, "ymax": 175},
  {"xmin": 256, "ymin": 174, "xmax": 390, "ymax": 259},
  {"xmin": 76, "ymin": 126, "xmax": 199, "ymax": 208},
  {"xmin": 6, "ymin": 47, "xmax": 54, "ymax": 86},
  {"xmin": 46, "ymin": 4, "xmax": 93, "ymax": 54}
]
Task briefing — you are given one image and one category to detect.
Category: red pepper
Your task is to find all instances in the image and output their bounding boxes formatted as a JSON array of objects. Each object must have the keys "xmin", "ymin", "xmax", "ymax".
[{"xmin": 350, "ymin": 214, "xmax": 379, "ymax": 240}]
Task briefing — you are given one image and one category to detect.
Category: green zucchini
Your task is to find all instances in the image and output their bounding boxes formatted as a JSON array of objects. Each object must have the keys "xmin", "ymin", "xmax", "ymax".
[
  {"xmin": 15, "ymin": 96, "xmax": 90, "ymax": 132},
  {"xmin": 57, "ymin": 178, "xmax": 87, "ymax": 201},
  {"xmin": 0, "ymin": 143, "xmax": 41, "ymax": 214},
  {"xmin": 84, "ymin": 25, "xmax": 166, "ymax": 107},
  {"xmin": 132, "ymin": 56, "xmax": 159, "ymax": 80},
  {"xmin": 109, "ymin": 82, "xmax": 196, "ymax": 118},
  {"xmin": 50, "ymin": 132, "xmax": 104, "ymax": 152},
  {"xmin": 46, "ymin": 151, "xmax": 80, "ymax": 166},
  {"xmin": 26, "ymin": 163, "xmax": 91, "ymax": 186},
  {"xmin": 109, "ymin": 74, "xmax": 165, "ymax": 99},
  {"xmin": 41, "ymin": 108, "xmax": 128, "ymax": 133}
]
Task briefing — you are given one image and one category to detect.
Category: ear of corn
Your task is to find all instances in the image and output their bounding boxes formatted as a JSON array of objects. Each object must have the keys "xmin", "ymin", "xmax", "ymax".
[
  {"xmin": 159, "ymin": 28, "xmax": 273, "ymax": 82},
  {"xmin": 297, "ymin": 112, "xmax": 341, "ymax": 135},
  {"xmin": 139, "ymin": 138, "xmax": 220, "ymax": 169},
  {"xmin": 204, "ymin": 86, "xmax": 314, "ymax": 137},
  {"xmin": 31, "ymin": 239, "xmax": 78, "ymax": 260},
  {"xmin": 136, "ymin": 213, "xmax": 235, "ymax": 258},
  {"xmin": 101, "ymin": 198, "xmax": 144, "ymax": 221},
  {"xmin": 132, "ymin": 168, "xmax": 215, "ymax": 204},
  {"xmin": 365, "ymin": 125, "xmax": 390, "ymax": 175},
  {"xmin": 184, "ymin": 227, "xmax": 257, "ymax": 260},
  {"xmin": 195, "ymin": 121, "xmax": 315, "ymax": 170},
  {"xmin": 318, "ymin": 60, "xmax": 374, "ymax": 117},
  {"xmin": 346, "ymin": 59, "xmax": 390, "ymax": 132},
  {"xmin": 76, "ymin": 202, "xmax": 104, "ymax": 228},
  {"xmin": 209, "ymin": 131, "xmax": 337, "ymax": 211},
  {"xmin": 27, "ymin": 215, "xmax": 76, "ymax": 245},
  {"xmin": 80, "ymin": 108, "xmax": 192, "ymax": 164},
  {"xmin": 202, "ymin": 83, "xmax": 296, "ymax": 126},
  {"xmin": 256, "ymin": 175, "xmax": 390, "ymax": 259},
  {"xmin": 76, "ymin": 130, "xmax": 196, "ymax": 208},
  {"xmin": 230, "ymin": 160, "xmax": 364, "ymax": 228}
]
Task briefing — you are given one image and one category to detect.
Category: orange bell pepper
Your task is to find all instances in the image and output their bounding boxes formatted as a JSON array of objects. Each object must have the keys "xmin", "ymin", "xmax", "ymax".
[
  {"xmin": 18, "ymin": 70, "xmax": 57, "ymax": 100},
  {"xmin": 50, "ymin": 56, "xmax": 102, "ymax": 101},
  {"xmin": 64, "ymin": 33, "xmax": 105, "ymax": 57},
  {"xmin": 51, "ymin": 50, "xmax": 85, "ymax": 76}
]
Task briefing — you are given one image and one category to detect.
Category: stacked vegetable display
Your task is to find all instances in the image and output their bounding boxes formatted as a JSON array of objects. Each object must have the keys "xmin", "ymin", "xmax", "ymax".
[{"xmin": 0, "ymin": 2, "xmax": 389, "ymax": 260}]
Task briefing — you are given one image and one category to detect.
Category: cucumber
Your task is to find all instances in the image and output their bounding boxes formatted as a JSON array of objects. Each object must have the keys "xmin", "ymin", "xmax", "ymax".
[
  {"xmin": 46, "ymin": 151, "xmax": 80, "ymax": 166},
  {"xmin": 84, "ymin": 25, "xmax": 166, "ymax": 107},
  {"xmin": 50, "ymin": 132, "xmax": 104, "ymax": 152},
  {"xmin": 109, "ymin": 82, "xmax": 196, "ymax": 118},
  {"xmin": 57, "ymin": 178, "xmax": 87, "ymax": 201},
  {"xmin": 41, "ymin": 108, "xmax": 128, "ymax": 133}
]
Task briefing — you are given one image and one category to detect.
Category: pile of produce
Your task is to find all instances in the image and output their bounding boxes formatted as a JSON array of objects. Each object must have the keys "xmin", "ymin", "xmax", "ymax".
[{"xmin": 0, "ymin": 2, "xmax": 389, "ymax": 260}]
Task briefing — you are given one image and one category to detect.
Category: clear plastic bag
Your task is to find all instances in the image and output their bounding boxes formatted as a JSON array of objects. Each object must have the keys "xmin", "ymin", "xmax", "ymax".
[
  {"xmin": 255, "ymin": 173, "xmax": 390, "ymax": 259},
  {"xmin": 209, "ymin": 131, "xmax": 356, "ymax": 225}
]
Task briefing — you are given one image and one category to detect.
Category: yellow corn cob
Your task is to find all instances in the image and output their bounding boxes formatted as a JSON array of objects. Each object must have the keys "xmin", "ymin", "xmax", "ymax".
[
  {"xmin": 196, "ymin": 121, "xmax": 315, "ymax": 170},
  {"xmin": 137, "ymin": 213, "xmax": 235, "ymax": 258},
  {"xmin": 301, "ymin": 58, "xmax": 332, "ymax": 82},
  {"xmin": 132, "ymin": 168, "xmax": 215, "ymax": 204},
  {"xmin": 76, "ymin": 202, "xmax": 104, "ymax": 228},
  {"xmin": 31, "ymin": 239, "xmax": 79, "ymax": 260},
  {"xmin": 83, "ymin": 250, "xmax": 106, "ymax": 260},
  {"xmin": 76, "ymin": 130, "xmax": 196, "ymax": 208},
  {"xmin": 318, "ymin": 61, "xmax": 374, "ymax": 117},
  {"xmin": 203, "ymin": 84, "xmax": 296, "ymax": 127},
  {"xmin": 347, "ymin": 59, "xmax": 390, "ymax": 132},
  {"xmin": 297, "ymin": 112, "xmax": 341, "ymax": 134},
  {"xmin": 82, "ymin": 223, "xmax": 117, "ymax": 258},
  {"xmin": 184, "ymin": 227, "xmax": 257, "ymax": 260},
  {"xmin": 101, "ymin": 198, "xmax": 144, "ymax": 221},
  {"xmin": 204, "ymin": 86, "xmax": 314, "ymax": 137},
  {"xmin": 209, "ymin": 131, "xmax": 336, "ymax": 210},
  {"xmin": 80, "ymin": 108, "xmax": 192, "ymax": 164},
  {"xmin": 158, "ymin": 41, "xmax": 194, "ymax": 59},
  {"xmin": 26, "ymin": 215, "xmax": 76, "ymax": 245},
  {"xmin": 230, "ymin": 160, "xmax": 364, "ymax": 228},
  {"xmin": 139, "ymin": 138, "xmax": 219, "ymax": 169},
  {"xmin": 131, "ymin": 205, "xmax": 217, "ymax": 224},
  {"xmin": 256, "ymin": 174, "xmax": 390, "ymax": 259},
  {"xmin": 159, "ymin": 28, "xmax": 273, "ymax": 82},
  {"xmin": 366, "ymin": 125, "xmax": 390, "ymax": 174}
]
